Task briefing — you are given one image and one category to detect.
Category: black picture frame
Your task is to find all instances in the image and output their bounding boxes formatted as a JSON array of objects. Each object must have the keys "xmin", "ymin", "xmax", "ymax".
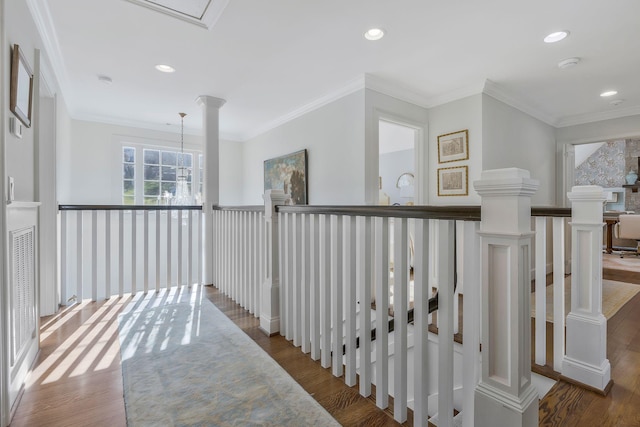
[{"xmin": 10, "ymin": 44, "xmax": 34, "ymax": 128}]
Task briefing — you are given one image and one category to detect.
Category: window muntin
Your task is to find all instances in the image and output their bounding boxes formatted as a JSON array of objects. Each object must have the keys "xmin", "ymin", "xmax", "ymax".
[{"xmin": 122, "ymin": 147, "xmax": 135, "ymax": 205}]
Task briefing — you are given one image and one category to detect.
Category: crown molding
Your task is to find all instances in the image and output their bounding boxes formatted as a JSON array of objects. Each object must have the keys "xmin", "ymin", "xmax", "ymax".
[
  {"xmin": 482, "ymin": 79, "xmax": 557, "ymax": 126},
  {"xmin": 26, "ymin": 0, "xmax": 73, "ymax": 111},
  {"xmin": 240, "ymin": 75, "xmax": 366, "ymax": 141},
  {"xmin": 556, "ymin": 105, "xmax": 640, "ymax": 128},
  {"xmin": 423, "ymin": 80, "xmax": 487, "ymax": 108},
  {"xmin": 363, "ymin": 74, "xmax": 431, "ymax": 107}
]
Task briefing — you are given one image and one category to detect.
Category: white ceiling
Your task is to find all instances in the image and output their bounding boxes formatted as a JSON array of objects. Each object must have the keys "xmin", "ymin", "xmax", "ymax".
[{"xmin": 27, "ymin": 0, "xmax": 640, "ymax": 141}]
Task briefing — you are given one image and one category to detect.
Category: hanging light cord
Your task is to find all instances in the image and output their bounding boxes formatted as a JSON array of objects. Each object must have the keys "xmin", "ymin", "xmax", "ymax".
[{"xmin": 179, "ymin": 112, "xmax": 186, "ymax": 169}]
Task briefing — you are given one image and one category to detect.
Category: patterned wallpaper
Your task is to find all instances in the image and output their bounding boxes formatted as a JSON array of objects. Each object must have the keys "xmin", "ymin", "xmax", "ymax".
[
  {"xmin": 575, "ymin": 140, "xmax": 625, "ymax": 187},
  {"xmin": 624, "ymin": 140, "xmax": 640, "ymax": 211}
]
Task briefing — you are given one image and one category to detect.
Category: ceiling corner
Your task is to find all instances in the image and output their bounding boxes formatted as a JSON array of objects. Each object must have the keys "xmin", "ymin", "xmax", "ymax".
[{"xmin": 482, "ymin": 79, "xmax": 558, "ymax": 127}]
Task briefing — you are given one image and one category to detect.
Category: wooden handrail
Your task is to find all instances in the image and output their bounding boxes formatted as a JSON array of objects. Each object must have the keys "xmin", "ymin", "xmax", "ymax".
[
  {"xmin": 212, "ymin": 205, "xmax": 264, "ymax": 212},
  {"xmin": 59, "ymin": 204, "xmax": 202, "ymax": 211}
]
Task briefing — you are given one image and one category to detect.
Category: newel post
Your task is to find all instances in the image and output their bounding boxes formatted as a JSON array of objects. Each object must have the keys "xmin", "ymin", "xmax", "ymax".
[
  {"xmin": 473, "ymin": 168, "xmax": 539, "ymax": 427},
  {"xmin": 562, "ymin": 186, "xmax": 612, "ymax": 392},
  {"xmin": 260, "ymin": 190, "xmax": 289, "ymax": 336}
]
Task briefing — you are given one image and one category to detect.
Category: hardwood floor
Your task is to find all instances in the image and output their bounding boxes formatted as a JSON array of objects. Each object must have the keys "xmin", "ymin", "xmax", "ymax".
[
  {"xmin": 9, "ymin": 264, "xmax": 640, "ymax": 427},
  {"xmin": 9, "ymin": 287, "xmax": 406, "ymax": 427},
  {"xmin": 538, "ymin": 268, "xmax": 640, "ymax": 427}
]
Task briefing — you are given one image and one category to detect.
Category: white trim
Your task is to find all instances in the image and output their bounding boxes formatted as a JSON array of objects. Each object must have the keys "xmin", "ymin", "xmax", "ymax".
[
  {"xmin": 124, "ymin": 0, "xmax": 229, "ymax": 30},
  {"xmin": 241, "ymin": 75, "xmax": 366, "ymax": 141},
  {"xmin": 26, "ymin": 0, "xmax": 72, "ymax": 114},
  {"xmin": 364, "ymin": 74, "xmax": 431, "ymax": 108},
  {"xmin": 0, "ymin": 0, "xmax": 8, "ymax": 422},
  {"xmin": 483, "ymin": 79, "xmax": 557, "ymax": 126},
  {"xmin": 556, "ymin": 105, "xmax": 640, "ymax": 128}
]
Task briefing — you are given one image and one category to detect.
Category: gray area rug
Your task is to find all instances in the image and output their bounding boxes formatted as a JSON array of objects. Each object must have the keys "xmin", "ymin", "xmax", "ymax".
[{"xmin": 117, "ymin": 294, "xmax": 339, "ymax": 426}]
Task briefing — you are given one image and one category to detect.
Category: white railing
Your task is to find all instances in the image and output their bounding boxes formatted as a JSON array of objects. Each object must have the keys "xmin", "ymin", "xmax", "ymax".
[
  {"xmin": 59, "ymin": 205, "xmax": 203, "ymax": 302},
  {"xmin": 210, "ymin": 172, "xmax": 609, "ymax": 426},
  {"xmin": 212, "ymin": 206, "xmax": 265, "ymax": 317},
  {"xmin": 276, "ymin": 206, "xmax": 482, "ymax": 426}
]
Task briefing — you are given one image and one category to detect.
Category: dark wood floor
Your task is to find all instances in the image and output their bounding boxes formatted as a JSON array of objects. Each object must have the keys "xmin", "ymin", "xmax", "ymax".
[
  {"xmin": 9, "ymin": 287, "xmax": 405, "ymax": 427},
  {"xmin": 537, "ymin": 268, "xmax": 640, "ymax": 427},
  {"xmin": 9, "ymin": 265, "xmax": 640, "ymax": 427}
]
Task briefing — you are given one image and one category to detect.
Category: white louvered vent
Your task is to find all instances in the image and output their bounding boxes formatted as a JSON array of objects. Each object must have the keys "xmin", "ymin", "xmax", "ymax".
[{"xmin": 10, "ymin": 226, "xmax": 36, "ymax": 366}]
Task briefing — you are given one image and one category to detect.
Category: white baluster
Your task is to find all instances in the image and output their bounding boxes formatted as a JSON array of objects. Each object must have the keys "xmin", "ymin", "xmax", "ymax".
[
  {"xmin": 61, "ymin": 210, "xmax": 68, "ymax": 303},
  {"xmin": 143, "ymin": 210, "xmax": 149, "ymax": 294},
  {"xmin": 437, "ymin": 219, "xmax": 454, "ymax": 427},
  {"xmin": 535, "ymin": 216, "xmax": 547, "ymax": 366},
  {"xmin": 344, "ymin": 216, "xmax": 357, "ymax": 387},
  {"xmin": 320, "ymin": 214, "xmax": 331, "ymax": 368},
  {"xmin": 156, "ymin": 211, "xmax": 161, "ymax": 292},
  {"xmin": 118, "ymin": 210, "xmax": 124, "ymax": 297},
  {"xmin": 77, "ymin": 210, "xmax": 83, "ymax": 301},
  {"xmin": 279, "ymin": 212, "xmax": 285, "ymax": 335},
  {"xmin": 167, "ymin": 209, "xmax": 172, "ymax": 289},
  {"xmin": 310, "ymin": 214, "xmax": 320, "ymax": 360},
  {"xmin": 188, "ymin": 210, "xmax": 194, "ymax": 288},
  {"xmin": 132, "ymin": 211, "xmax": 137, "ymax": 294},
  {"xmin": 553, "ymin": 217, "xmax": 565, "ymax": 372},
  {"xmin": 91, "ymin": 210, "xmax": 98, "ymax": 302},
  {"xmin": 285, "ymin": 212, "xmax": 293, "ymax": 340},
  {"xmin": 375, "ymin": 217, "xmax": 389, "ymax": 409},
  {"xmin": 357, "ymin": 216, "xmax": 372, "ymax": 397},
  {"xmin": 393, "ymin": 217, "xmax": 408, "ymax": 422},
  {"xmin": 105, "ymin": 211, "xmax": 111, "ymax": 299},
  {"xmin": 293, "ymin": 213, "xmax": 301, "ymax": 347},
  {"xmin": 178, "ymin": 210, "xmax": 183, "ymax": 288},
  {"xmin": 301, "ymin": 213, "xmax": 311, "ymax": 353},
  {"xmin": 413, "ymin": 218, "xmax": 429, "ymax": 427},
  {"xmin": 462, "ymin": 221, "xmax": 481, "ymax": 427},
  {"xmin": 331, "ymin": 215, "xmax": 344, "ymax": 377}
]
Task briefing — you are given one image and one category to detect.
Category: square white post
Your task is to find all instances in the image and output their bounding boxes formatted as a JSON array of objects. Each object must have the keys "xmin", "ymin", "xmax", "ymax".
[
  {"xmin": 473, "ymin": 168, "xmax": 539, "ymax": 427},
  {"xmin": 562, "ymin": 186, "xmax": 612, "ymax": 392},
  {"xmin": 260, "ymin": 190, "xmax": 289, "ymax": 335}
]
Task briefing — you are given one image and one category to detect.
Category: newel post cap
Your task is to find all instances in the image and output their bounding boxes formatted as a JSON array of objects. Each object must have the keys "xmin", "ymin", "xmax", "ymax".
[{"xmin": 474, "ymin": 168, "xmax": 539, "ymax": 197}]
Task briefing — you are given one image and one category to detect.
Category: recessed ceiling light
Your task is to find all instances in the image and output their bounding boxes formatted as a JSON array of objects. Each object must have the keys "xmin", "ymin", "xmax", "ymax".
[
  {"xmin": 155, "ymin": 64, "xmax": 175, "ymax": 73},
  {"xmin": 557, "ymin": 57, "xmax": 580, "ymax": 70},
  {"xmin": 544, "ymin": 31, "xmax": 569, "ymax": 43},
  {"xmin": 600, "ymin": 90, "xmax": 618, "ymax": 97},
  {"xmin": 97, "ymin": 75, "xmax": 113, "ymax": 85},
  {"xmin": 364, "ymin": 28, "xmax": 385, "ymax": 41}
]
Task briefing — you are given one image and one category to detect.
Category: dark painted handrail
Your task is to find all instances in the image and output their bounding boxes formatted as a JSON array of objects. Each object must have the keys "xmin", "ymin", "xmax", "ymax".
[
  {"xmin": 277, "ymin": 204, "xmax": 573, "ymax": 220},
  {"xmin": 59, "ymin": 204, "xmax": 202, "ymax": 211},
  {"xmin": 212, "ymin": 205, "xmax": 264, "ymax": 212}
]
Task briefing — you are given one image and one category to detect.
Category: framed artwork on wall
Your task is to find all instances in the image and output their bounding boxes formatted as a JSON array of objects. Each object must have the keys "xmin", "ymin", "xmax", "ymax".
[
  {"xmin": 264, "ymin": 149, "xmax": 308, "ymax": 204},
  {"xmin": 10, "ymin": 44, "xmax": 34, "ymax": 128},
  {"xmin": 437, "ymin": 129, "xmax": 468, "ymax": 163},
  {"xmin": 437, "ymin": 165, "xmax": 468, "ymax": 196}
]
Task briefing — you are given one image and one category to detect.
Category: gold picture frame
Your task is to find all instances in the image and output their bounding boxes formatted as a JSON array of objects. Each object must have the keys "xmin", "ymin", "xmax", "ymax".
[
  {"xmin": 10, "ymin": 44, "xmax": 34, "ymax": 128},
  {"xmin": 437, "ymin": 129, "xmax": 468, "ymax": 163},
  {"xmin": 437, "ymin": 165, "xmax": 468, "ymax": 196}
]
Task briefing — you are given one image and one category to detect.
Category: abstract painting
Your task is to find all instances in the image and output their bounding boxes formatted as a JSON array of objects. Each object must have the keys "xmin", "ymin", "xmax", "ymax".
[{"xmin": 264, "ymin": 149, "xmax": 308, "ymax": 204}]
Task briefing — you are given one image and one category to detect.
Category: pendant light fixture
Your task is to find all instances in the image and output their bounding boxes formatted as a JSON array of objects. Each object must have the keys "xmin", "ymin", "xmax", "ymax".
[{"xmin": 173, "ymin": 112, "xmax": 192, "ymax": 205}]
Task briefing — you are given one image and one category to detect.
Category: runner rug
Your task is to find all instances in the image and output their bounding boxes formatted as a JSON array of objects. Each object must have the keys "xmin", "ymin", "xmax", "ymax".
[{"xmin": 117, "ymin": 295, "xmax": 339, "ymax": 426}]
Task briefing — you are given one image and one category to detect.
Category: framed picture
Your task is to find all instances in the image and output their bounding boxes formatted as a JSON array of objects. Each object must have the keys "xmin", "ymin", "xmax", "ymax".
[
  {"xmin": 264, "ymin": 149, "xmax": 308, "ymax": 204},
  {"xmin": 437, "ymin": 129, "xmax": 468, "ymax": 163},
  {"xmin": 438, "ymin": 165, "xmax": 468, "ymax": 196},
  {"xmin": 10, "ymin": 44, "xmax": 34, "ymax": 128}
]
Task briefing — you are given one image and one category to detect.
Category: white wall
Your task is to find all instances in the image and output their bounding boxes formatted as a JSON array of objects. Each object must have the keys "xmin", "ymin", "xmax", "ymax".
[
  {"xmin": 379, "ymin": 149, "xmax": 414, "ymax": 205},
  {"xmin": 482, "ymin": 94, "xmax": 557, "ymax": 205},
  {"xmin": 241, "ymin": 91, "xmax": 365, "ymax": 205},
  {"xmin": 427, "ymin": 94, "xmax": 482, "ymax": 204},
  {"xmin": 62, "ymin": 120, "xmax": 243, "ymax": 205}
]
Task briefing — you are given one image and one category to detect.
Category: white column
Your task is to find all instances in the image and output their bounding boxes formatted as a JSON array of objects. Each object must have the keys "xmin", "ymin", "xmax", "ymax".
[
  {"xmin": 196, "ymin": 95, "xmax": 226, "ymax": 285},
  {"xmin": 562, "ymin": 186, "xmax": 611, "ymax": 392},
  {"xmin": 260, "ymin": 190, "xmax": 289, "ymax": 335},
  {"xmin": 473, "ymin": 168, "xmax": 539, "ymax": 427}
]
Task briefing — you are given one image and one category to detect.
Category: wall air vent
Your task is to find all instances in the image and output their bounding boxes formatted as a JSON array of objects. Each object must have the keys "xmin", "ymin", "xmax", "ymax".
[
  {"xmin": 125, "ymin": 0, "xmax": 229, "ymax": 30},
  {"xmin": 10, "ymin": 226, "xmax": 36, "ymax": 367}
]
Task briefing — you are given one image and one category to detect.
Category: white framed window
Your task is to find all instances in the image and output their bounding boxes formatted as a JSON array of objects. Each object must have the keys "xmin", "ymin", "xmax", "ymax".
[{"xmin": 120, "ymin": 141, "xmax": 203, "ymax": 205}]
